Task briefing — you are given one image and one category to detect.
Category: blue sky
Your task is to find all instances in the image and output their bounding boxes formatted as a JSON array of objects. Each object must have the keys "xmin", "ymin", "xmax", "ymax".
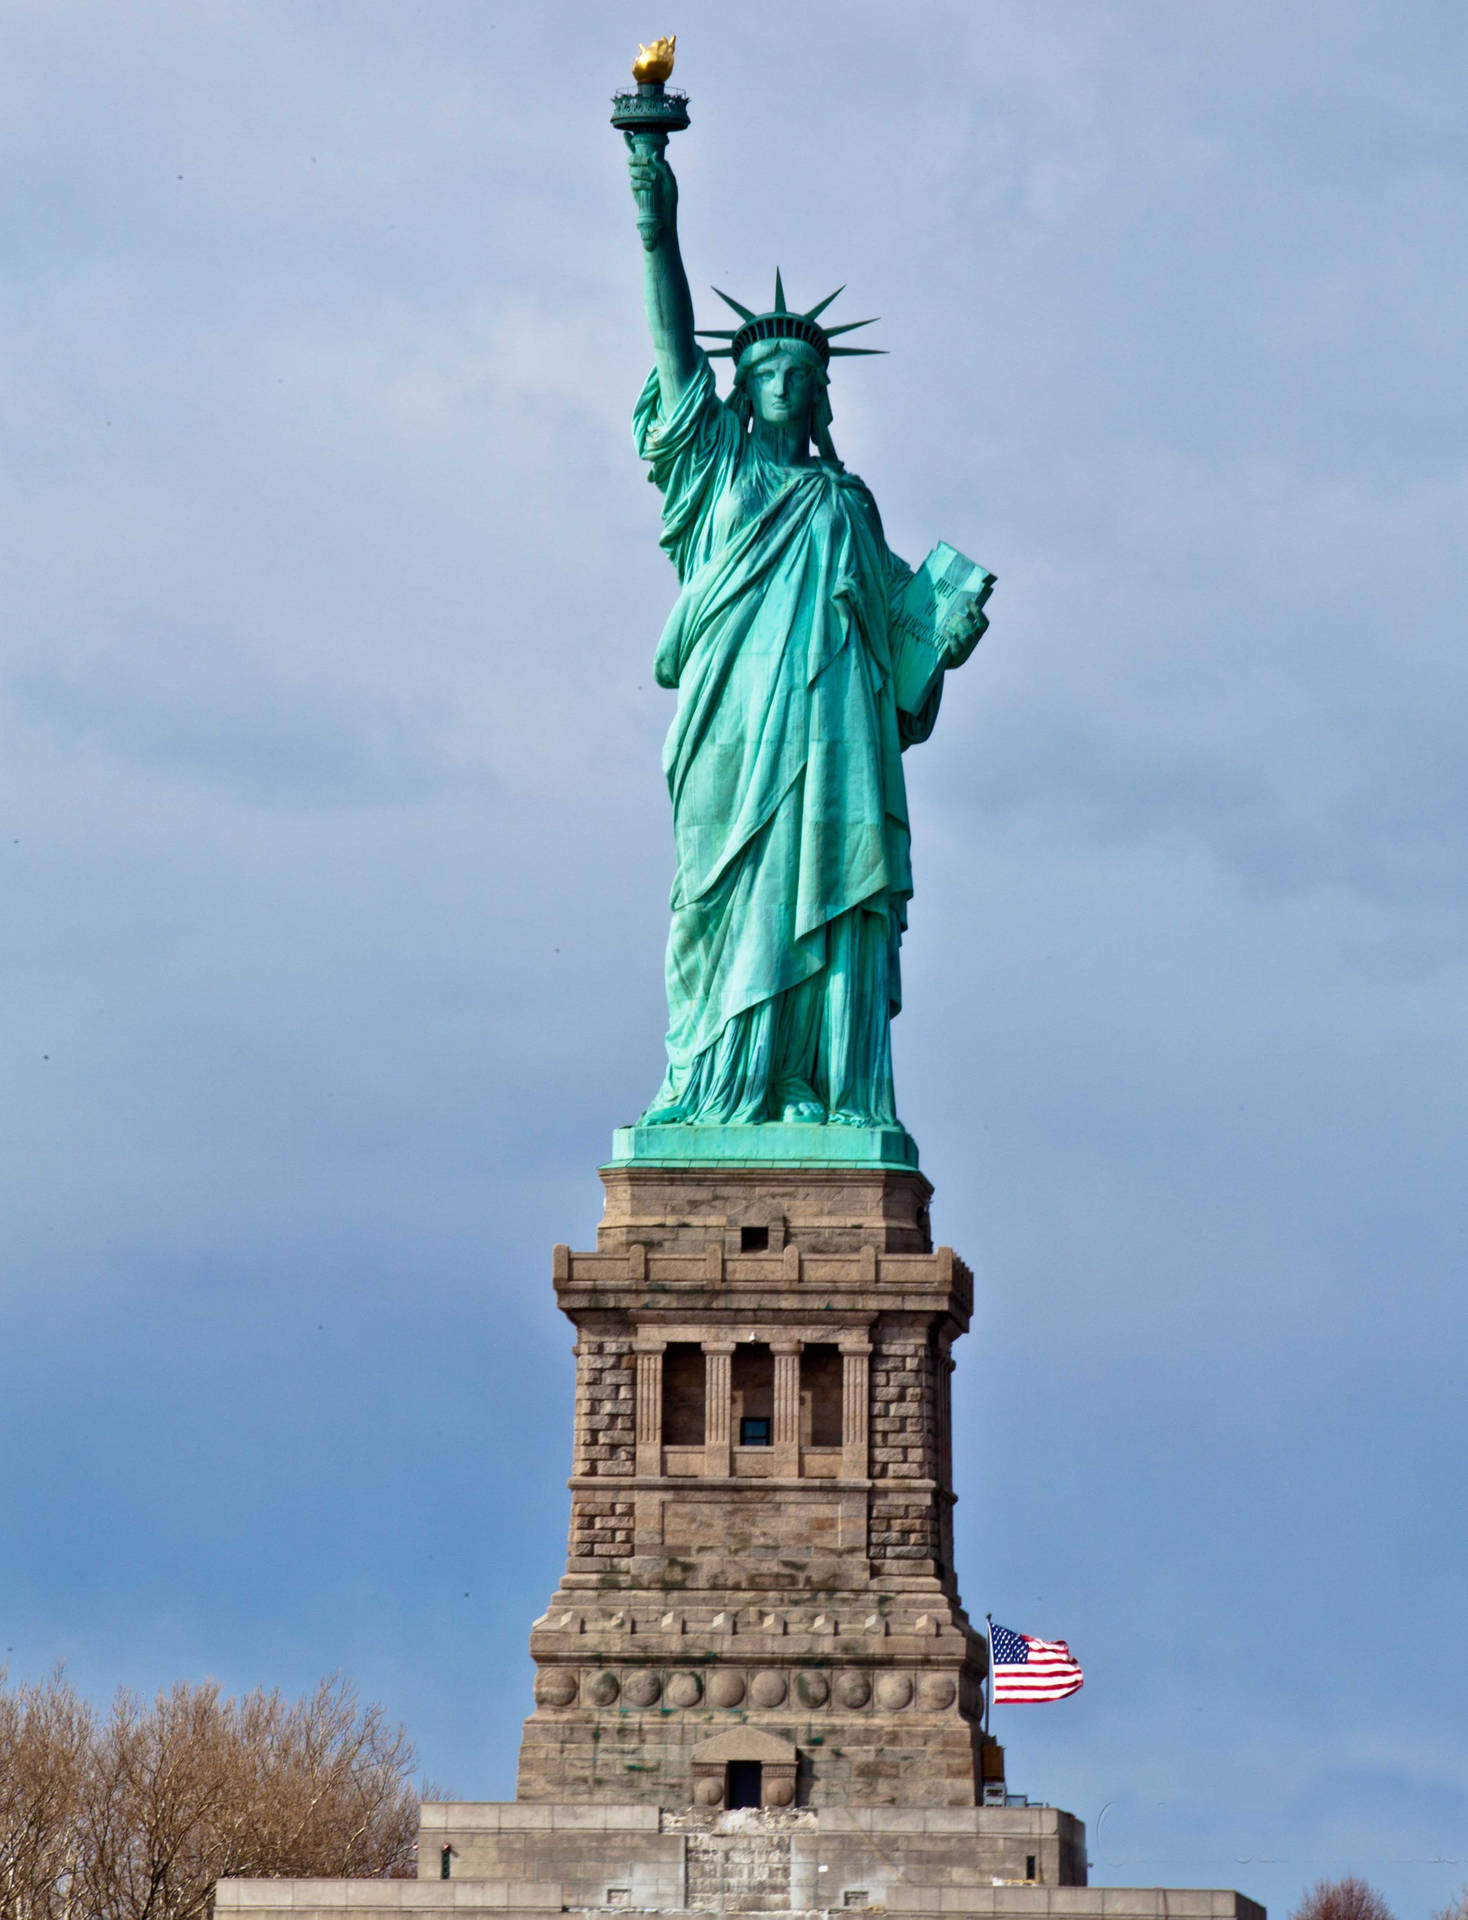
[{"xmin": 2, "ymin": 4, "xmax": 1465, "ymax": 1917}]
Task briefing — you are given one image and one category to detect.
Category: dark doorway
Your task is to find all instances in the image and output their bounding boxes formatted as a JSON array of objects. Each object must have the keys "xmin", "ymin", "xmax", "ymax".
[{"xmin": 726, "ymin": 1760, "xmax": 762, "ymax": 1809}]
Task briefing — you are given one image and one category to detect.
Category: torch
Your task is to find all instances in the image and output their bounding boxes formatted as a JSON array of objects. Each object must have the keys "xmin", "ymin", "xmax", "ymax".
[{"xmin": 611, "ymin": 36, "xmax": 690, "ymax": 249}]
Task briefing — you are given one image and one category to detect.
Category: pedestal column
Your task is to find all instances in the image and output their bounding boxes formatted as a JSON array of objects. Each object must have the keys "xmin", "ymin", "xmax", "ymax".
[
  {"xmin": 703, "ymin": 1341, "xmax": 733, "ymax": 1477},
  {"xmin": 634, "ymin": 1341, "xmax": 665, "ymax": 1476},
  {"xmin": 772, "ymin": 1341, "xmax": 802, "ymax": 1478},
  {"xmin": 840, "ymin": 1338, "xmax": 871, "ymax": 1479}
]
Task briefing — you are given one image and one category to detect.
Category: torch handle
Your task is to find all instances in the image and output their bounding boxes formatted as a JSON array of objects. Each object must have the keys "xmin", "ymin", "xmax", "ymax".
[{"xmin": 625, "ymin": 129, "xmax": 669, "ymax": 249}]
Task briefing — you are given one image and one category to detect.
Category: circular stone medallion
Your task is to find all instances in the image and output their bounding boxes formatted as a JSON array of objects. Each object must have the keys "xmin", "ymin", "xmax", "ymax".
[
  {"xmin": 748, "ymin": 1670, "xmax": 788, "ymax": 1708},
  {"xmin": 665, "ymin": 1671, "xmax": 704, "ymax": 1709},
  {"xmin": 708, "ymin": 1671, "xmax": 747, "ymax": 1708},
  {"xmin": 835, "ymin": 1671, "xmax": 872, "ymax": 1709},
  {"xmin": 916, "ymin": 1675, "xmax": 957, "ymax": 1711},
  {"xmin": 874, "ymin": 1673, "xmax": 914, "ymax": 1711},
  {"xmin": 534, "ymin": 1669, "xmax": 577, "ymax": 1708},
  {"xmin": 582, "ymin": 1669, "xmax": 620, "ymax": 1708},
  {"xmin": 621, "ymin": 1670, "xmax": 663, "ymax": 1709},
  {"xmin": 795, "ymin": 1670, "xmax": 830, "ymax": 1709}
]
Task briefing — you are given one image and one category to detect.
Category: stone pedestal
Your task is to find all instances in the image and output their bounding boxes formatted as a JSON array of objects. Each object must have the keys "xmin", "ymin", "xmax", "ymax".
[
  {"xmin": 518, "ymin": 1163, "xmax": 987, "ymax": 1811},
  {"xmin": 217, "ymin": 1162, "xmax": 1265, "ymax": 1920}
]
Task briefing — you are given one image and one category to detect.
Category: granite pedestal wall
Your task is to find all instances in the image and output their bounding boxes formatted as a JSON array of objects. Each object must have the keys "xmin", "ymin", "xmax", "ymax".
[
  {"xmin": 516, "ymin": 1163, "xmax": 991, "ymax": 1810},
  {"xmin": 217, "ymin": 1802, "xmax": 1263, "ymax": 1920}
]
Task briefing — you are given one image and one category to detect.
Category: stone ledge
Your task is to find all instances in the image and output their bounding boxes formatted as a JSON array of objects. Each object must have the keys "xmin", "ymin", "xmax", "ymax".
[
  {"xmin": 418, "ymin": 1805, "xmax": 661, "ymax": 1834},
  {"xmin": 553, "ymin": 1251, "xmax": 968, "ymax": 1298},
  {"xmin": 816, "ymin": 1809, "xmax": 1067, "ymax": 1837},
  {"xmin": 884, "ymin": 1895, "xmax": 1263, "ymax": 1920},
  {"xmin": 215, "ymin": 1884, "xmax": 560, "ymax": 1912},
  {"xmin": 217, "ymin": 1891, "xmax": 1264, "ymax": 1920}
]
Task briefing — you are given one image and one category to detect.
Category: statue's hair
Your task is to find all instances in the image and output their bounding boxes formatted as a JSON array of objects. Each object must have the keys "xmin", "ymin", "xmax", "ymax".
[{"xmin": 729, "ymin": 337, "xmax": 842, "ymax": 467}]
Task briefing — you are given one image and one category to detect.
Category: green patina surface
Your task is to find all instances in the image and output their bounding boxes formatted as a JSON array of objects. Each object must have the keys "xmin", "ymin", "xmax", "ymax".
[
  {"xmin": 617, "ymin": 106, "xmax": 989, "ymax": 1170},
  {"xmin": 608, "ymin": 1121, "xmax": 920, "ymax": 1172}
]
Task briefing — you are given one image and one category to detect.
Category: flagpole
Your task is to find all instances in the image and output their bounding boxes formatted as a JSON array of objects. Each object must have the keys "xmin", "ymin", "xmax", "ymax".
[{"xmin": 984, "ymin": 1613, "xmax": 994, "ymax": 1738}]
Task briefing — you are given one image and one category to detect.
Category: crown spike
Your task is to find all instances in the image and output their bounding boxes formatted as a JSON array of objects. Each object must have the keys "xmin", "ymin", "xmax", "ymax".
[
  {"xmin": 803, "ymin": 286, "xmax": 846, "ymax": 321},
  {"xmin": 773, "ymin": 269, "xmax": 788, "ymax": 314},
  {"xmin": 828, "ymin": 346, "xmax": 887, "ymax": 357},
  {"xmin": 694, "ymin": 328, "xmax": 740, "ymax": 338},
  {"xmin": 823, "ymin": 317, "xmax": 879, "ymax": 338},
  {"xmin": 711, "ymin": 286, "xmax": 757, "ymax": 321}
]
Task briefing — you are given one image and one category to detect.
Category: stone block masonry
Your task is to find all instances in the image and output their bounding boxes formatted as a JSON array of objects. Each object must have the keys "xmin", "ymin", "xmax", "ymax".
[{"xmin": 518, "ymin": 1165, "xmax": 991, "ymax": 1811}]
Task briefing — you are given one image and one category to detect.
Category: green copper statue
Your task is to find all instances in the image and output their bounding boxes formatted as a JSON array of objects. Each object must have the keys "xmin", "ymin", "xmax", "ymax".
[{"xmin": 616, "ymin": 44, "xmax": 991, "ymax": 1159}]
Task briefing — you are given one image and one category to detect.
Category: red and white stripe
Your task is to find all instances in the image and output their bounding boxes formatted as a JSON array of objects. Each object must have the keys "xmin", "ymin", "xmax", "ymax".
[{"xmin": 990, "ymin": 1633, "xmax": 1084, "ymax": 1703}]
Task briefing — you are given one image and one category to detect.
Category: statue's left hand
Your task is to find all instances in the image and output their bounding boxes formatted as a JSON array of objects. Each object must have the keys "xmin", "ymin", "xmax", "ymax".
[{"xmin": 939, "ymin": 590, "xmax": 989, "ymax": 669}]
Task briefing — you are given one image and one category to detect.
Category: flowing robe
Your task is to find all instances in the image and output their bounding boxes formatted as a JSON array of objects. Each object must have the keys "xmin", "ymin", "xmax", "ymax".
[{"xmin": 636, "ymin": 356, "xmax": 942, "ymax": 1125}]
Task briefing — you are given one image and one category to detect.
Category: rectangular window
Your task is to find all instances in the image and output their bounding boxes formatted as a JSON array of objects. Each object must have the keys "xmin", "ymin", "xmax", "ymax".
[
  {"xmin": 661, "ymin": 1343, "xmax": 706, "ymax": 1447},
  {"xmin": 740, "ymin": 1224, "xmax": 769, "ymax": 1251},
  {"xmin": 739, "ymin": 1415, "xmax": 771, "ymax": 1446}
]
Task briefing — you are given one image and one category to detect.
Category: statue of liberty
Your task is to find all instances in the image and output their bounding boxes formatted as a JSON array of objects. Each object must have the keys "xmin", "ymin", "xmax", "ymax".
[{"xmin": 621, "ymin": 48, "xmax": 991, "ymax": 1145}]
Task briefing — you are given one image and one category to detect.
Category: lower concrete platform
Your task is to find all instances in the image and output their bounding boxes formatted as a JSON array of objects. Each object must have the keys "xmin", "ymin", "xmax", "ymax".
[{"xmin": 215, "ymin": 1803, "xmax": 1264, "ymax": 1920}]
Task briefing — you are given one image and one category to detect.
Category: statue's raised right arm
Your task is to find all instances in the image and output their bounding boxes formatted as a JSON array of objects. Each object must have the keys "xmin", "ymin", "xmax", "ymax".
[{"xmin": 626, "ymin": 147, "xmax": 700, "ymax": 409}]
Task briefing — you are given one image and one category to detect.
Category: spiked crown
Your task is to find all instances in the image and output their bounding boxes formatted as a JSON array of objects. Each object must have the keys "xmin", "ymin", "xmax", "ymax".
[{"xmin": 695, "ymin": 271, "xmax": 883, "ymax": 367}]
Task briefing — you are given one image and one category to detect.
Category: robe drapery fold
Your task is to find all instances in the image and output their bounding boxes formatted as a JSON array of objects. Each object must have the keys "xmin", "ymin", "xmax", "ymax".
[{"xmin": 635, "ymin": 355, "xmax": 942, "ymax": 1126}]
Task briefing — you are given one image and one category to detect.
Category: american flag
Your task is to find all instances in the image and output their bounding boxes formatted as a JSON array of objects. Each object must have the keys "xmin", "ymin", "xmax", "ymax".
[{"xmin": 988, "ymin": 1622, "xmax": 1084, "ymax": 1702}]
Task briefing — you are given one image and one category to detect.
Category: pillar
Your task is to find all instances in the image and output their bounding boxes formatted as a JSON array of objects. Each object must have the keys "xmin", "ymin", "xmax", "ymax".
[
  {"xmin": 634, "ymin": 1341, "xmax": 664, "ymax": 1477},
  {"xmin": 840, "ymin": 1339, "xmax": 871, "ymax": 1479},
  {"xmin": 772, "ymin": 1341, "xmax": 802, "ymax": 1477},
  {"xmin": 703, "ymin": 1341, "xmax": 734, "ymax": 1477}
]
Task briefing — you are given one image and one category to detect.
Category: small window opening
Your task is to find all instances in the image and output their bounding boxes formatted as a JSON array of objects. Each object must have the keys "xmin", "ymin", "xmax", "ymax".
[
  {"xmin": 727, "ymin": 1760, "xmax": 762, "ymax": 1808},
  {"xmin": 440, "ymin": 1846, "xmax": 454, "ymax": 1880},
  {"xmin": 1025, "ymin": 1857, "xmax": 1037, "ymax": 1883},
  {"xmin": 843, "ymin": 1893, "xmax": 870, "ymax": 1910},
  {"xmin": 740, "ymin": 1224, "xmax": 769, "ymax": 1251},
  {"xmin": 661, "ymin": 1343, "xmax": 706, "ymax": 1447},
  {"xmin": 740, "ymin": 1415, "xmax": 771, "ymax": 1445}
]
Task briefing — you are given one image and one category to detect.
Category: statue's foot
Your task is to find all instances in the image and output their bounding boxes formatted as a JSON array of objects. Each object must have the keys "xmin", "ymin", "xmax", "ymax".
[
  {"xmin": 639, "ymin": 1102, "xmax": 693, "ymax": 1126},
  {"xmin": 781, "ymin": 1099, "xmax": 827, "ymax": 1125},
  {"xmin": 827, "ymin": 1108, "xmax": 875, "ymax": 1127}
]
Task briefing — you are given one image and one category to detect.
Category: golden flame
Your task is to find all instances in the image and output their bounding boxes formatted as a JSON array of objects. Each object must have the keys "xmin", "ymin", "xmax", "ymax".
[{"xmin": 632, "ymin": 36, "xmax": 676, "ymax": 84}]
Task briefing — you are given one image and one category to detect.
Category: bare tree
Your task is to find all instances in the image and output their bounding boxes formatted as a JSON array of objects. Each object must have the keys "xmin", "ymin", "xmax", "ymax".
[
  {"xmin": 1289, "ymin": 1878, "xmax": 1395, "ymax": 1920},
  {"xmin": 0, "ymin": 1668, "xmax": 93, "ymax": 1919},
  {"xmin": 1432, "ymin": 1888, "xmax": 1468, "ymax": 1920},
  {"xmin": 1, "ymin": 1672, "xmax": 419, "ymax": 1920}
]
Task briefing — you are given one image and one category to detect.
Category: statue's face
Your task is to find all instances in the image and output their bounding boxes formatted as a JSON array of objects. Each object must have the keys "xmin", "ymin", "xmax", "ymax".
[{"xmin": 745, "ymin": 349, "xmax": 817, "ymax": 430}]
